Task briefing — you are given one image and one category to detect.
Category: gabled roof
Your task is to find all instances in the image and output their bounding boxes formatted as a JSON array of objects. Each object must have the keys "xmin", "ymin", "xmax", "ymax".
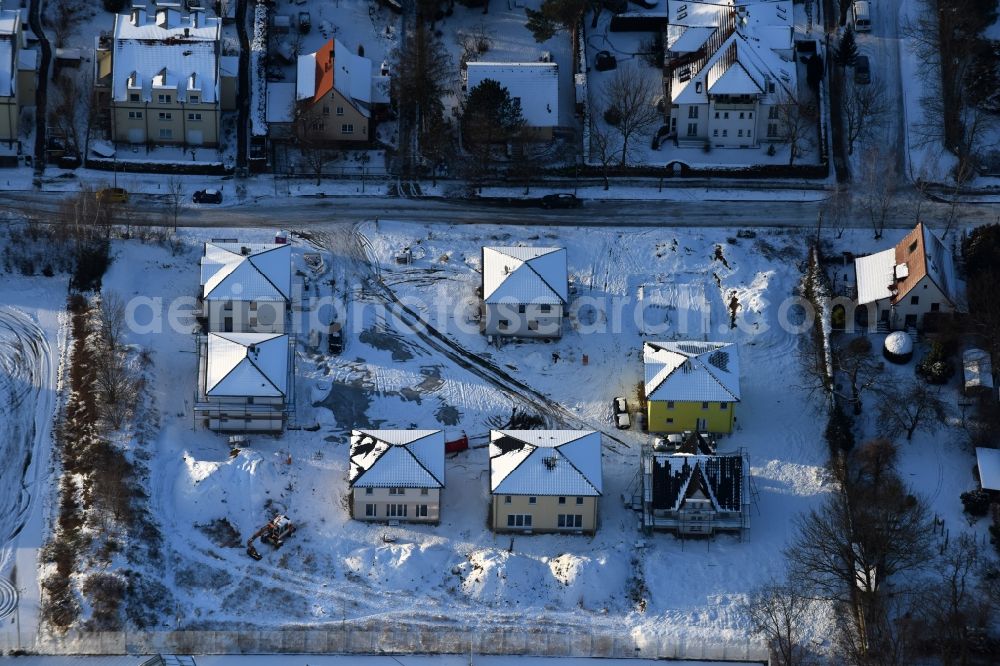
[
  {"xmin": 482, "ymin": 246, "xmax": 567, "ymax": 305},
  {"xmin": 297, "ymin": 38, "xmax": 388, "ymax": 117},
  {"xmin": 200, "ymin": 242, "xmax": 291, "ymax": 302},
  {"xmin": 489, "ymin": 430, "xmax": 602, "ymax": 496},
  {"xmin": 206, "ymin": 332, "xmax": 289, "ymax": 397},
  {"xmin": 650, "ymin": 453, "xmax": 744, "ymax": 512},
  {"xmin": 349, "ymin": 430, "xmax": 445, "ymax": 488},
  {"xmin": 644, "ymin": 341, "xmax": 741, "ymax": 402},
  {"xmin": 110, "ymin": 10, "xmax": 221, "ymax": 104},
  {"xmin": 854, "ymin": 223, "xmax": 959, "ymax": 307},
  {"xmin": 466, "ymin": 62, "xmax": 559, "ymax": 128}
]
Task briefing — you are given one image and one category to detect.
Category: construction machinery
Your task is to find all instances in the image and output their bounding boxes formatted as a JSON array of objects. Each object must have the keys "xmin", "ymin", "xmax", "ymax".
[{"xmin": 246, "ymin": 514, "xmax": 295, "ymax": 561}]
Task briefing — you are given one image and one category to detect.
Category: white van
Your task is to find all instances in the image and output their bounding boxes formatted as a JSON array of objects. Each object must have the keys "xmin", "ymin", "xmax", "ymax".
[{"xmin": 853, "ymin": 1, "xmax": 872, "ymax": 32}]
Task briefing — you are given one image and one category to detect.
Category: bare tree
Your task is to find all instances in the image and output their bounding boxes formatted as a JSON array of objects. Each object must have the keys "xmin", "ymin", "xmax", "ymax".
[
  {"xmin": 293, "ymin": 104, "xmax": 337, "ymax": 185},
  {"xmin": 602, "ymin": 62, "xmax": 661, "ymax": 166},
  {"xmin": 876, "ymin": 380, "xmax": 948, "ymax": 441},
  {"xmin": 589, "ymin": 116, "xmax": 623, "ymax": 190},
  {"xmin": 825, "ymin": 186, "xmax": 851, "ymax": 239},
  {"xmin": 164, "ymin": 176, "xmax": 184, "ymax": 232},
  {"xmin": 741, "ymin": 581, "xmax": 813, "ymax": 666},
  {"xmin": 91, "ymin": 292, "xmax": 137, "ymax": 429},
  {"xmin": 834, "ymin": 336, "xmax": 885, "ymax": 415},
  {"xmin": 858, "ymin": 145, "xmax": 897, "ymax": 239},
  {"xmin": 773, "ymin": 88, "xmax": 817, "ymax": 165},
  {"xmin": 48, "ymin": 71, "xmax": 92, "ymax": 156},
  {"xmin": 844, "ymin": 80, "xmax": 890, "ymax": 156}
]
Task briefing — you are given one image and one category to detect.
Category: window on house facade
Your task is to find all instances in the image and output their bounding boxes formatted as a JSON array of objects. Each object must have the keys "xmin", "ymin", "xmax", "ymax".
[
  {"xmin": 365, "ymin": 503, "xmax": 376, "ymax": 516},
  {"xmin": 420, "ymin": 488, "xmax": 429, "ymax": 495},
  {"xmin": 159, "ymin": 128, "xmax": 172, "ymax": 138},
  {"xmin": 416, "ymin": 505, "xmax": 428, "ymax": 517},
  {"xmin": 701, "ymin": 402, "xmax": 709, "ymax": 409},
  {"xmin": 190, "ymin": 95, "xmax": 199, "ymax": 104},
  {"xmin": 498, "ymin": 319, "xmax": 509, "ymax": 330},
  {"xmin": 518, "ymin": 304, "xmax": 526, "ymax": 314},
  {"xmin": 767, "ymin": 123, "xmax": 778, "ymax": 138},
  {"xmin": 748, "ymin": 112, "xmax": 753, "ymax": 119},
  {"xmin": 341, "ymin": 123, "xmax": 354, "ymax": 134},
  {"xmin": 387, "ymin": 504, "xmax": 407, "ymax": 517},
  {"xmin": 713, "ymin": 129, "xmax": 718, "ymax": 137},
  {"xmin": 504, "ymin": 495, "xmax": 512, "ymax": 504},
  {"xmin": 722, "ymin": 129, "xmax": 728, "ymax": 137},
  {"xmin": 688, "ymin": 106, "xmax": 698, "ymax": 119},
  {"xmin": 930, "ymin": 302, "xmax": 940, "ymax": 312},
  {"xmin": 686, "ymin": 123, "xmax": 697, "ymax": 136},
  {"xmin": 723, "ymin": 112, "xmax": 729, "ymax": 119},
  {"xmin": 365, "ymin": 487, "xmax": 373, "ymax": 495},
  {"xmin": 158, "ymin": 112, "xmax": 172, "ymax": 120},
  {"xmin": 158, "ymin": 94, "xmax": 172, "ymax": 104},
  {"xmin": 695, "ymin": 82, "xmax": 702, "ymax": 93},
  {"xmin": 738, "ymin": 129, "xmax": 743, "ymax": 137},
  {"xmin": 768, "ymin": 107, "xmax": 779, "ymax": 120},
  {"xmin": 910, "ymin": 296, "xmax": 919, "ymax": 305},
  {"xmin": 130, "ymin": 93, "xmax": 140, "ymax": 102},
  {"xmin": 323, "ymin": 105, "xmax": 330, "ymax": 115},
  {"xmin": 527, "ymin": 320, "xmax": 539, "ymax": 331},
  {"xmin": 558, "ymin": 514, "xmax": 583, "ymax": 528},
  {"xmin": 540, "ymin": 304, "xmax": 551, "ymax": 313},
  {"xmin": 528, "ymin": 497, "xmax": 537, "ymax": 504},
  {"xmin": 667, "ymin": 401, "xmax": 675, "ymax": 408},
  {"xmin": 908, "ymin": 241, "xmax": 918, "ymax": 254},
  {"xmin": 747, "ymin": 130, "xmax": 752, "ymax": 137},
  {"xmin": 389, "ymin": 487, "xmax": 405, "ymax": 495},
  {"xmin": 188, "ymin": 113, "xmax": 202, "ymax": 121},
  {"xmin": 128, "ymin": 111, "xmax": 142, "ymax": 119},
  {"xmin": 714, "ymin": 111, "xmax": 719, "ymax": 119},
  {"xmin": 576, "ymin": 497, "xmax": 584, "ymax": 505},
  {"xmin": 336, "ymin": 106, "xmax": 345, "ymax": 115},
  {"xmin": 720, "ymin": 402, "xmax": 728, "ymax": 409},
  {"xmin": 507, "ymin": 514, "xmax": 532, "ymax": 527},
  {"xmin": 739, "ymin": 112, "xmax": 745, "ymax": 119},
  {"xmin": 558, "ymin": 497, "xmax": 566, "ymax": 504}
]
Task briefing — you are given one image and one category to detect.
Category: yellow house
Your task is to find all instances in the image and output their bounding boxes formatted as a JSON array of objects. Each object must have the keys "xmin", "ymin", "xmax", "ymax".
[
  {"xmin": 489, "ymin": 430, "xmax": 602, "ymax": 534},
  {"xmin": 643, "ymin": 341, "xmax": 741, "ymax": 434}
]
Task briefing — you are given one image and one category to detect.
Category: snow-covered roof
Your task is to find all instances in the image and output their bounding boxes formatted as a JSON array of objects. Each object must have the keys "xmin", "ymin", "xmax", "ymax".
[
  {"xmin": 110, "ymin": 9, "xmax": 221, "ymax": 104},
  {"xmin": 206, "ymin": 332, "xmax": 289, "ymax": 398},
  {"xmin": 266, "ymin": 81, "xmax": 295, "ymax": 123},
  {"xmin": 349, "ymin": 430, "xmax": 445, "ymax": 489},
  {"xmin": 644, "ymin": 341, "xmax": 741, "ymax": 402},
  {"xmin": 489, "ymin": 430, "xmax": 602, "ymax": 496},
  {"xmin": 466, "ymin": 62, "xmax": 559, "ymax": 128},
  {"xmin": 854, "ymin": 248, "xmax": 896, "ymax": 305},
  {"xmin": 976, "ymin": 447, "xmax": 1000, "ymax": 491},
  {"xmin": 668, "ymin": 1, "xmax": 795, "ymax": 106},
  {"xmin": 854, "ymin": 223, "xmax": 960, "ymax": 307},
  {"xmin": 963, "ymin": 349, "xmax": 994, "ymax": 391},
  {"xmin": 482, "ymin": 246, "xmax": 567, "ymax": 305},
  {"xmin": 200, "ymin": 242, "xmax": 291, "ymax": 302},
  {"xmin": 297, "ymin": 38, "xmax": 387, "ymax": 117},
  {"xmin": 0, "ymin": 5, "xmax": 18, "ymax": 98}
]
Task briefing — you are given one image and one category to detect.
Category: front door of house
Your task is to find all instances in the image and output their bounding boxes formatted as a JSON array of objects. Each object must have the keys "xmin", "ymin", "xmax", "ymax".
[
  {"xmin": 224, "ymin": 317, "xmax": 233, "ymax": 332},
  {"xmin": 696, "ymin": 418, "xmax": 708, "ymax": 431},
  {"xmin": 904, "ymin": 314, "xmax": 918, "ymax": 328}
]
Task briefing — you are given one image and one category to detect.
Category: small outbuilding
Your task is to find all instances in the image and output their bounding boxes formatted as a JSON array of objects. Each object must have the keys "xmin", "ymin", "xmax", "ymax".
[
  {"xmin": 963, "ymin": 348, "xmax": 994, "ymax": 398},
  {"xmin": 975, "ymin": 447, "xmax": 1000, "ymax": 493},
  {"xmin": 882, "ymin": 331, "xmax": 913, "ymax": 364}
]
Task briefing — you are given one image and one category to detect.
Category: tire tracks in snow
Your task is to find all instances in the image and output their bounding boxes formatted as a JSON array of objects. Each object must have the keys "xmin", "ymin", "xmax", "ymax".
[{"xmin": 350, "ymin": 227, "xmax": 630, "ymax": 451}]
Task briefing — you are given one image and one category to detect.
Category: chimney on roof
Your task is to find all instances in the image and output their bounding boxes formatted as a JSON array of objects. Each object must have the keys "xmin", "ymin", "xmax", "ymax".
[
  {"xmin": 191, "ymin": 10, "xmax": 199, "ymax": 28},
  {"xmin": 184, "ymin": 26, "xmax": 189, "ymax": 36},
  {"xmin": 240, "ymin": 245, "xmax": 251, "ymax": 255},
  {"xmin": 248, "ymin": 343, "xmax": 258, "ymax": 357}
]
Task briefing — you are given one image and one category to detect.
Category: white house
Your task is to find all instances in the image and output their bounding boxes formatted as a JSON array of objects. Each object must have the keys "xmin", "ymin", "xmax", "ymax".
[
  {"xmin": 0, "ymin": 1, "xmax": 34, "ymax": 145},
  {"xmin": 348, "ymin": 430, "xmax": 445, "ymax": 523},
  {"xmin": 199, "ymin": 242, "xmax": 291, "ymax": 333},
  {"xmin": 481, "ymin": 246, "xmax": 567, "ymax": 338},
  {"xmin": 466, "ymin": 62, "xmax": 559, "ymax": 139},
  {"xmin": 489, "ymin": 430, "xmax": 602, "ymax": 534},
  {"xmin": 195, "ymin": 332, "xmax": 292, "ymax": 431},
  {"xmin": 854, "ymin": 222, "xmax": 961, "ymax": 330},
  {"xmin": 94, "ymin": 2, "xmax": 236, "ymax": 146},
  {"xmin": 976, "ymin": 447, "xmax": 1000, "ymax": 493},
  {"xmin": 664, "ymin": 0, "xmax": 797, "ymax": 148}
]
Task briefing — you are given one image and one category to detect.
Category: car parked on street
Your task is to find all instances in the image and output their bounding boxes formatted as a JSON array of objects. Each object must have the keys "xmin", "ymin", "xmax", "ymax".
[
  {"xmin": 540, "ymin": 193, "xmax": 582, "ymax": 209},
  {"xmin": 854, "ymin": 55, "xmax": 871, "ymax": 84},
  {"xmin": 97, "ymin": 187, "xmax": 128, "ymax": 204},
  {"xmin": 612, "ymin": 397, "xmax": 631, "ymax": 429},
  {"xmin": 193, "ymin": 189, "xmax": 223, "ymax": 204}
]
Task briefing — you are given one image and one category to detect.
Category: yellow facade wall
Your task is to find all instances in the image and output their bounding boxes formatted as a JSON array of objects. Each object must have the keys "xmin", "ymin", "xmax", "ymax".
[
  {"xmin": 491, "ymin": 494, "xmax": 598, "ymax": 534},
  {"xmin": 647, "ymin": 399, "xmax": 735, "ymax": 434}
]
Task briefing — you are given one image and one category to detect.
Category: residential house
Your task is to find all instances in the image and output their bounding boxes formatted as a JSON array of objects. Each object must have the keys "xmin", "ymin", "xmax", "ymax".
[
  {"xmin": 481, "ymin": 246, "xmax": 567, "ymax": 338},
  {"xmin": 199, "ymin": 242, "xmax": 291, "ymax": 333},
  {"xmin": 94, "ymin": 3, "xmax": 236, "ymax": 146},
  {"xmin": 466, "ymin": 62, "xmax": 559, "ymax": 140},
  {"xmin": 664, "ymin": 0, "xmax": 796, "ymax": 149},
  {"xmin": 348, "ymin": 430, "xmax": 445, "ymax": 523},
  {"xmin": 640, "ymin": 450, "xmax": 748, "ymax": 536},
  {"xmin": 489, "ymin": 430, "xmax": 602, "ymax": 534},
  {"xmin": 644, "ymin": 341, "xmax": 741, "ymax": 434},
  {"xmin": 0, "ymin": 1, "xmax": 35, "ymax": 145},
  {"xmin": 853, "ymin": 222, "xmax": 961, "ymax": 330},
  {"xmin": 295, "ymin": 38, "xmax": 389, "ymax": 143},
  {"xmin": 195, "ymin": 332, "xmax": 292, "ymax": 431}
]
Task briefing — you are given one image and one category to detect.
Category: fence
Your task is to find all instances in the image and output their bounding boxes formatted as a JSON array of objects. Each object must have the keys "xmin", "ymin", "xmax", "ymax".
[{"xmin": 29, "ymin": 627, "xmax": 769, "ymax": 661}]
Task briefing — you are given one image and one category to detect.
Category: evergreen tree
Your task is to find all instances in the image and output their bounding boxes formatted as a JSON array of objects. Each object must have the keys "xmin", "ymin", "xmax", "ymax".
[
  {"xmin": 835, "ymin": 27, "xmax": 858, "ymax": 68},
  {"xmin": 524, "ymin": 0, "xmax": 587, "ymax": 43}
]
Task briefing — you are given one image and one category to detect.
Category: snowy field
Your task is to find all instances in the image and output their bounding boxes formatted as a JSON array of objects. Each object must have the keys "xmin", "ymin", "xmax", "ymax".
[{"xmin": 40, "ymin": 219, "xmax": 841, "ymax": 653}]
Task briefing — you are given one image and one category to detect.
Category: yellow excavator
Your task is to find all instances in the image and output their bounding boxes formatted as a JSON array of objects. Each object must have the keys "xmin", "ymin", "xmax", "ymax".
[{"xmin": 246, "ymin": 515, "xmax": 295, "ymax": 561}]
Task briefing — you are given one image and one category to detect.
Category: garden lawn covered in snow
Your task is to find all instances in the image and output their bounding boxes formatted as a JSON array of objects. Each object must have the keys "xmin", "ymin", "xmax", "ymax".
[{"xmin": 85, "ymin": 221, "xmax": 837, "ymax": 649}]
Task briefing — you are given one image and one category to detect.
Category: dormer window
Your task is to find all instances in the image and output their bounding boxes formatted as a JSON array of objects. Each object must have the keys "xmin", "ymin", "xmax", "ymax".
[{"xmin": 908, "ymin": 241, "xmax": 918, "ymax": 254}]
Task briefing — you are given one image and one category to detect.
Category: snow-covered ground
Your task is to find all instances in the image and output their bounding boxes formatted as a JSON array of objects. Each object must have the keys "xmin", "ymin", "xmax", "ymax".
[{"xmin": 30, "ymin": 219, "xmax": 833, "ymax": 655}]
